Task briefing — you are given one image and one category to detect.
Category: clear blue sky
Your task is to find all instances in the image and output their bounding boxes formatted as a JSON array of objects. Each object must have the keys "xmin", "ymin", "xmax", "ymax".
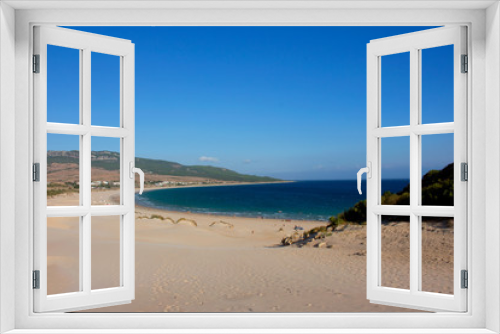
[{"xmin": 47, "ymin": 26, "xmax": 454, "ymax": 180}]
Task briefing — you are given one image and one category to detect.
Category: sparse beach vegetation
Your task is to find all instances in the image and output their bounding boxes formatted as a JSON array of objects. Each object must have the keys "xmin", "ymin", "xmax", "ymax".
[{"xmin": 175, "ymin": 217, "xmax": 197, "ymax": 227}]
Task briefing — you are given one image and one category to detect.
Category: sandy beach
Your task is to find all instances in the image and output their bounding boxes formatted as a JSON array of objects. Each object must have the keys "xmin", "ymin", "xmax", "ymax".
[{"xmin": 46, "ymin": 188, "xmax": 453, "ymax": 313}]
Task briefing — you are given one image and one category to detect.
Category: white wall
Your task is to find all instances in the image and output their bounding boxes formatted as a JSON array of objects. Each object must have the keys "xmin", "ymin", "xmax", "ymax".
[
  {"xmin": 486, "ymin": 2, "xmax": 500, "ymax": 333},
  {"xmin": 0, "ymin": 2, "xmax": 16, "ymax": 334}
]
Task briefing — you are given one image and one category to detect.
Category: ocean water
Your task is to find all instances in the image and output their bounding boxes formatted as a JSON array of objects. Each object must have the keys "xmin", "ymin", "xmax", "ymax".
[{"xmin": 136, "ymin": 180, "xmax": 409, "ymax": 221}]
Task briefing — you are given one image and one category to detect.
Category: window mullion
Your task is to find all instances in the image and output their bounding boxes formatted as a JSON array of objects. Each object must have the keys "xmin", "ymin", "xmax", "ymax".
[
  {"xmin": 82, "ymin": 48, "xmax": 92, "ymax": 294},
  {"xmin": 409, "ymin": 48, "xmax": 420, "ymax": 294}
]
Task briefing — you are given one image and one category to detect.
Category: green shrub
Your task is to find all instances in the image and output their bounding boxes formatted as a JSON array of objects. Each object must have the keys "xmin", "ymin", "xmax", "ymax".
[
  {"xmin": 339, "ymin": 200, "xmax": 366, "ymax": 224},
  {"xmin": 47, "ymin": 189, "xmax": 67, "ymax": 197}
]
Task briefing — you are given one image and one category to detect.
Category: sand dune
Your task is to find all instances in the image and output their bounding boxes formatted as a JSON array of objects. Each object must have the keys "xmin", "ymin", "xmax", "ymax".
[{"xmin": 45, "ymin": 190, "xmax": 452, "ymax": 313}]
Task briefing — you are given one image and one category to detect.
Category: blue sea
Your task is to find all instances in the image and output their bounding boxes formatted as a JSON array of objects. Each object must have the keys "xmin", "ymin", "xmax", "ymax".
[{"xmin": 136, "ymin": 180, "xmax": 408, "ymax": 221}]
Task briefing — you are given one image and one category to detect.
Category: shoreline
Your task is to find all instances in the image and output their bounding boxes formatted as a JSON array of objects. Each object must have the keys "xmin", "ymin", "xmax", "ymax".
[
  {"xmin": 139, "ymin": 180, "xmax": 295, "ymax": 194},
  {"xmin": 96, "ymin": 183, "xmax": 327, "ymax": 224},
  {"xmin": 134, "ymin": 181, "xmax": 334, "ymax": 223},
  {"xmin": 134, "ymin": 202, "xmax": 328, "ymax": 224}
]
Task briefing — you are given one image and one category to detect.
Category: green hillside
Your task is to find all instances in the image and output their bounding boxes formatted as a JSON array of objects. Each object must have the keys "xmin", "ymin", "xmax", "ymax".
[
  {"xmin": 47, "ymin": 150, "xmax": 281, "ymax": 183},
  {"xmin": 381, "ymin": 162, "xmax": 454, "ymax": 206}
]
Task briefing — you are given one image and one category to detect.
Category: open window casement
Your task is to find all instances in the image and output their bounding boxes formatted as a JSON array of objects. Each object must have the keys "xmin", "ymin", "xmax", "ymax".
[
  {"xmin": 364, "ymin": 26, "xmax": 467, "ymax": 312},
  {"xmin": 33, "ymin": 26, "xmax": 140, "ymax": 312}
]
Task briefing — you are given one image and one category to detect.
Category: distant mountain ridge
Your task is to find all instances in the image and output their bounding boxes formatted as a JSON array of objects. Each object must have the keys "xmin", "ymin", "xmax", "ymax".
[{"xmin": 47, "ymin": 150, "xmax": 281, "ymax": 183}]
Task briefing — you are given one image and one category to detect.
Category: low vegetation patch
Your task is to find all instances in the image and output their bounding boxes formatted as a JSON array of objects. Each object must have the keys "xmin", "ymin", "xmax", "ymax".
[
  {"xmin": 148, "ymin": 214, "xmax": 175, "ymax": 224},
  {"xmin": 46, "ymin": 182, "xmax": 79, "ymax": 197},
  {"xmin": 175, "ymin": 218, "xmax": 198, "ymax": 227},
  {"xmin": 209, "ymin": 221, "xmax": 234, "ymax": 229}
]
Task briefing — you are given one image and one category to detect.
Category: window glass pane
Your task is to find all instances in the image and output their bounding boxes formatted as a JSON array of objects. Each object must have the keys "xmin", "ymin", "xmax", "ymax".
[
  {"xmin": 421, "ymin": 133, "xmax": 454, "ymax": 206},
  {"xmin": 421, "ymin": 45, "xmax": 454, "ymax": 124},
  {"xmin": 91, "ymin": 137, "xmax": 121, "ymax": 205},
  {"xmin": 381, "ymin": 215, "xmax": 410, "ymax": 290},
  {"xmin": 381, "ymin": 52, "xmax": 410, "ymax": 127},
  {"xmin": 47, "ymin": 45, "xmax": 80, "ymax": 124},
  {"xmin": 92, "ymin": 216, "xmax": 121, "ymax": 290},
  {"xmin": 381, "ymin": 137, "xmax": 410, "ymax": 205},
  {"xmin": 47, "ymin": 216, "xmax": 80, "ymax": 295},
  {"xmin": 92, "ymin": 52, "xmax": 120, "ymax": 127},
  {"xmin": 47, "ymin": 133, "xmax": 80, "ymax": 206},
  {"xmin": 421, "ymin": 216, "xmax": 454, "ymax": 295}
]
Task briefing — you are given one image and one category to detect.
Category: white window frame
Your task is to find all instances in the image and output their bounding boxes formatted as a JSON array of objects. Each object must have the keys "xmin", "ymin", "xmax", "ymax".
[
  {"xmin": 366, "ymin": 26, "xmax": 468, "ymax": 312},
  {"xmin": 0, "ymin": 1, "xmax": 499, "ymax": 333},
  {"xmin": 33, "ymin": 26, "xmax": 136, "ymax": 313}
]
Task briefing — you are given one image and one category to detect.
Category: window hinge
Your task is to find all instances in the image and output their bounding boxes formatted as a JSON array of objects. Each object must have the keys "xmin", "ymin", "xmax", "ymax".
[
  {"xmin": 33, "ymin": 163, "xmax": 40, "ymax": 182},
  {"xmin": 461, "ymin": 54, "xmax": 468, "ymax": 73},
  {"xmin": 461, "ymin": 162, "xmax": 468, "ymax": 182},
  {"xmin": 461, "ymin": 270, "xmax": 468, "ymax": 289},
  {"xmin": 33, "ymin": 54, "xmax": 40, "ymax": 73},
  {"xmin": 33, "ymin": 270, "xmax": 40, "ymax": 289}
]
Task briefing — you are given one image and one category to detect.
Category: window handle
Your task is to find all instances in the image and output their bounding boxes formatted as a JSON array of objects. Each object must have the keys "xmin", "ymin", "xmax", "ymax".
[
  {"xmin": 357, "ymin": 162, "xmax": 371, "ymax": 195},
  {"xmin": 129, "ymin": 162, "xmax": 145, "ymax": 195}
]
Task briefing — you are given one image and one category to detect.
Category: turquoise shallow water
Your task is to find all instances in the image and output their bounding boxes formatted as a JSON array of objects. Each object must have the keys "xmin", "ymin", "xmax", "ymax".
[{"xmin": 136, "ymin": 180, "xmax": 409, "ymax": 221}]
